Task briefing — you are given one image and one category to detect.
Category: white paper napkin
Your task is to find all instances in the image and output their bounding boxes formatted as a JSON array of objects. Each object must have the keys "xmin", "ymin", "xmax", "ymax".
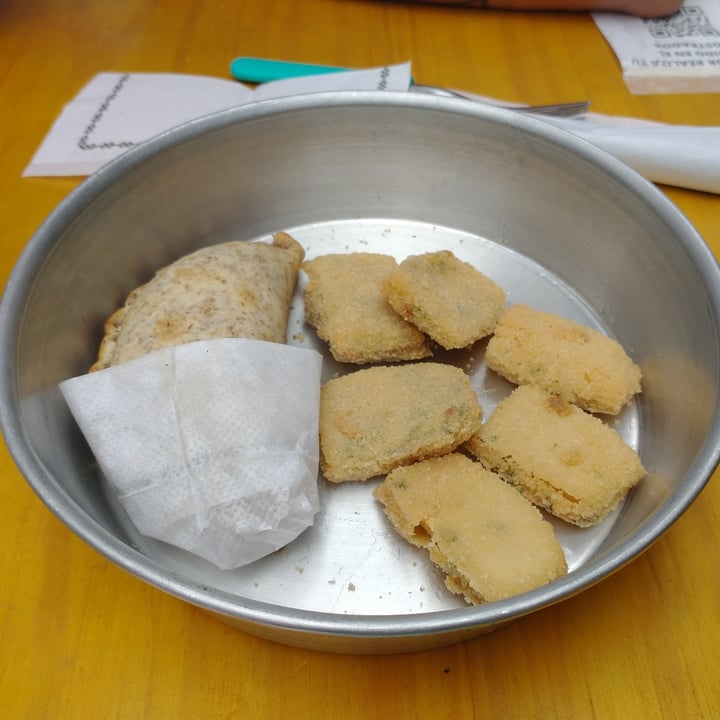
[
  {"xmin": 593, "ymin": 1, "xmax": 720, "ymax": 94},
  {"xmin": 442, "ymin": 89, "xmax": 720, "ymax": 195},
  {"xmin": 23, "ymin": 62, "xmax": 720, "ymax": 194},
  {"xmin": 23, "ymin": 64, "xmax": 412, "ymax": 177},
  {"xmin": 60, "ymin": 338, "xmax": 324, "ymax": 570},
  {"xmin": 542, "ymin": 113, "xmax": 720, "ymax": 194}
]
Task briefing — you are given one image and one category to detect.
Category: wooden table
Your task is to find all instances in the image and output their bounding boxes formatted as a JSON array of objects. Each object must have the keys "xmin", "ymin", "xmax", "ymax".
[{"xmin": 1, "ymin": 1, "xmax": 719, "ymax": 717}]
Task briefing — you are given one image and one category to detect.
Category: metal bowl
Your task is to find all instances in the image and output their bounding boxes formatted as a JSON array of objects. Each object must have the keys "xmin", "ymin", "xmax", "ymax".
[{"xmin": 2, "ymin": 92, "xmax": 720, "ymax": 653}]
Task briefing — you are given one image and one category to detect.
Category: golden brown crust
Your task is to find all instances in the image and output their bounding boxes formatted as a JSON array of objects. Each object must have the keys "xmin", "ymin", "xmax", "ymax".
[
  {"xmin": 91, "ymin": 232, "xmax": 304, "ymax": 371},
  {"xmin": 302, "ymin": 253, "xmax": 432, "ymax": 364},
  {"xmin": 381, "ymin": 250, "xmax": 506, "ymax": 349},
  {"xmin": 465, "ymin": 385, "xmax": 646, "ymax": 526},
  {"xmin": 374, "ymin": 453, "xmax": 567, "ymax": 604},
  {"xmin": 319, "ymin": 363, "xmax": 483, "ymax": 482},
  {"xmin": 485, "ymin": 304, "xmax": 642, "ymax": 415}
]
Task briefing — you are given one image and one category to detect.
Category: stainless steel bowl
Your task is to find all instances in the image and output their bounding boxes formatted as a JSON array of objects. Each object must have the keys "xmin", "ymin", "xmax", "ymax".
[{"xmin": 2, "ymin": 92, "xmax": 720, "ymax": 653}]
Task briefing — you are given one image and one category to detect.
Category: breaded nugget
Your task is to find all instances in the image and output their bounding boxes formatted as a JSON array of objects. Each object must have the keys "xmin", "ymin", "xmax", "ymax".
[
  {"xmin": 465, "ymin": 385, "xmax": 646, "ymax": 527},
  {"xmin": 319, "ymin": 363, "xmax": 482, "ymax": 483},
  {"xmin": 302, "ymin": 253, "xmax": 432, "ymax": 364},
  {"xmin": 374, "ymin": 453, "xmax": 567, "ymax": 604},
  {"xmin": 485, "ymin": 304, "xmax": 642, "ymax": 415},
  {"xmin": 92, "ymin": 231, "xmax": 304, "ymax": 371},
  {"xmin": 381, "ymin": 250, "xmax": 506, "ymax": 349}
]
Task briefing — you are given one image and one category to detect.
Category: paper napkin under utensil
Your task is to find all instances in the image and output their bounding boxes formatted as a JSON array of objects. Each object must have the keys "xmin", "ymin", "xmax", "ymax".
[
  {"xmin": 460, "ymin": 90, "xmax": 720, "ymax": 195},
  {"xmin": 23, "ymin": 63, "xmax": 720, "ymax": 194},
  {"xmin": 544, "ymin": 113, "xmax": 720, "ymax": 194},
  {"xmin": 24, "ymin": 64, "xmax": 412, "ymax": 177},
  {"xmin": 60, "ymin": 338, "xmax": 323, "ymax": 570}
]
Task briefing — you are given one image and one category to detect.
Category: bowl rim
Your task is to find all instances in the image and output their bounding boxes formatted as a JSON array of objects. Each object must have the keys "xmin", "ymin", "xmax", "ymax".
[{"xmin": 2, "ymin": 90, "xmax": 720, "ymax": 643}]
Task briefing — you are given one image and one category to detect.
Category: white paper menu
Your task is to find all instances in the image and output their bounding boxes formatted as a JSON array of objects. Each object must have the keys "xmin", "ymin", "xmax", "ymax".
[{"xmin": 593, "ymin": 2, "xmax": 720, "ymax": 94}]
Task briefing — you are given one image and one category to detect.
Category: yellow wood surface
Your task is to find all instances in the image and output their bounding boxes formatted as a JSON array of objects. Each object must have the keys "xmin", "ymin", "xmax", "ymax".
[{"xmin": 1, "ymin": 1, "xmax": 719, "ymax": 717}]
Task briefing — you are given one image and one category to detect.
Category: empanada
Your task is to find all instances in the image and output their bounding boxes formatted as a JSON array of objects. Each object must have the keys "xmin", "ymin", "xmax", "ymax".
[{"xmin": 91, "ymin": 231, "xmax": 304, "ymax": 370}]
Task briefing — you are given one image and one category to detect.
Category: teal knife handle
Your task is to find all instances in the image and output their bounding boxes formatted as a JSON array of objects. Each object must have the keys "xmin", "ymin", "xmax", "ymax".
[{"xmin": 229, "ymin": 57, "xmax": 347, "ymax": 83}]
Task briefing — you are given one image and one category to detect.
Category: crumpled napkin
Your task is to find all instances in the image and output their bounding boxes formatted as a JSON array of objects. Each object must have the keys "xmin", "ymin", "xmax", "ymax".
[{"xmin": 60, "ymin": 338, "xmax": 323, "ymax": 570}]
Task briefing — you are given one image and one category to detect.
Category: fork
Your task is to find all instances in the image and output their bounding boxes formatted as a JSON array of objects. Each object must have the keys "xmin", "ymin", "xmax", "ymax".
[
  {"xmin": 228, "ymin": 58, "xmax": 590, "ymax": 118},
  {"xmin": 410, "ymin": 84, "xmax": 590, "ymax": 117}
]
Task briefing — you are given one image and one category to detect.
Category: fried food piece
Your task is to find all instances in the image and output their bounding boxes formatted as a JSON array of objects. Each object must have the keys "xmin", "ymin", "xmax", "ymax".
[
  {"xmin": 302, "ymin": 253, "xmax": 432, "ymax": 364},
  {"xmin": 465, "ymin": 385, "xmax": 646, "ymax": 527},
  {"xmin": 485, "ymin": 304, "xmax": 642, "ymax": 415},
  {"xmin": 91, "ymin": 232, "xmax": 304, "ymax": 371},
  {"xmin": 381, "ymin": 250, "xmax": 506, "ymax": 349},
  {"xmin": 374, "ymin": 453, "xmax": 567, "ymax": 604},
  {"xmin": 319, "ymin": 363, "xmax": 482, "ymax": 482}
]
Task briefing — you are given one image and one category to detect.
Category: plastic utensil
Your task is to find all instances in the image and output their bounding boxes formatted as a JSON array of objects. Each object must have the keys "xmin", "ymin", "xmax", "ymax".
[{"xmin": 230, "ymin": 57, "xmax": 347, "ymax": 83}]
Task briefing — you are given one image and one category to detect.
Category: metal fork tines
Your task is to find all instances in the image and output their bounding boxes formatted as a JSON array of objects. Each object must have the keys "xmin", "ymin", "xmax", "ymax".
[{"xmin": 410, "ymin": 84, "xmax": 590, "ymax": 118}]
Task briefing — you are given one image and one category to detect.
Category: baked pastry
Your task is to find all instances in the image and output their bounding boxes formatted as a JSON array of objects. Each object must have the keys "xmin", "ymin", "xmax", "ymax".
[
  {"xmin": 381, "ymin": 250, "xmax": 506, "ymax": 349},
  {"xmin": 465, "ymin": 385, "xmax": 646, "ymax": 527},
  {"xmin": 91, "ymin": 231, "xmax": 304, "ymax": 371},
  {"xmin": 302, "ymin": 252, "xmax": 432, "ymax": 364},
  {"xmin": 374, "ymin": 453, "xmax": 568, "ymax": 604},
  {"xmin": 319, "ymin": 362, "xmax": 482, "ymax": 482},
  {"xmin": 485, "ymin": 304, "xmax": 642, "ymax": 415}
]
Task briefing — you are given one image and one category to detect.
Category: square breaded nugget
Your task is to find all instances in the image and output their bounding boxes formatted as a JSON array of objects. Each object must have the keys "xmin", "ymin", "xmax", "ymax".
[
  {"xmin": 302, "ymin": 253, "xmax": 432, "ymax": 364},
  {"xmin": 485, "ymin": 304, "xmax": 642, "ymax": 415},
  {"xmin": 374, "ymin": 453, "xmax": 567, "ymax": 604},
  {"xmin": 465, "ymin": 385, "xmax": 646, "ymax": 527},
  {"xmin": 319, "ymin": 363, "xmax": 482, "ymax": 483},
  {"xmin": 381, "ymin": 250, "xmax": 506, "ymax": 349}
]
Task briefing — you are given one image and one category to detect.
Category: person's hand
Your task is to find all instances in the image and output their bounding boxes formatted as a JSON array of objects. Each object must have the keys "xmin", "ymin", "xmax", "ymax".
[
  {"xmin": 609, "ymin": 0, "xmax": 684, "ymax": 16},
  {"xmin": 409, "ymin": 0, "xmax": 684, "ymax": 19}
]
